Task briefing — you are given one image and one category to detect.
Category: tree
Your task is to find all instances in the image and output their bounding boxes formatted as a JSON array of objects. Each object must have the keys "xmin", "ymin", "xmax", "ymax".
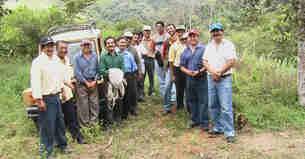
[
  {"xmin": 0, "ymin": 0, "xmax": 10, "ymax": 19},
  {"xmin": 295, "ymin": 0, "xmax": 305, "ymax": 106},
  {"xmin": 61, "ymin": 0, "xmax": 97, "ymax": 20}
]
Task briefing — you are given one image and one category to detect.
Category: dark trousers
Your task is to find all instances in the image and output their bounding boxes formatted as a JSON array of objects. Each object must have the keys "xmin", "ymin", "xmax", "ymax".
[
  {"xmin": 174, "ymin": 66, "xmax": 186, "ymax": 109},
  {"xmin": 137, "ymin": 76, "xmax": 145, "ymax": 100},
  {"xmin": 144, "ymin": 56, "xmax": 155, "ymax": 95},
  {"xmin": 61, "ymin": 99, "xmax": 83, "ymax": 141},
  {"xmin": 98, "ymin": 82, "xmax": 123, "ymax": 128},
  {"xmin": 186, "ymin": 75, "xmax": 209, "ymax": 128},
  {"xmin": 39, "ymin": 94, "xmax": 67, "ymax": 157},
  {"xmin": 123, "ymin": 72, "xmax": 138, "ymax": 119}
]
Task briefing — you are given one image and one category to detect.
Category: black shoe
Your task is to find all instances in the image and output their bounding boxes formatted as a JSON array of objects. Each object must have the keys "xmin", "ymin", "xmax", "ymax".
[
  {"xmin": 200, "ymin": 127, "xmax": 209, "ymax": 132},
  {"xmin": 162, "ymin": 110, "xmax": 171, "ymax": 116},
  {"xmin": 130, "ymin": 111, "xmax": 138, "ymax": 116},
  {"xmin": 226, "ymin": 136, "xmax": 236, "ymax": 143},
  {"xmin": 138, "ymin": 97, "xmax": 145, "ymax": 102},
  {"xmin": 208, "ymin": 130, "xmax": 223, "ymax": 138},
  {"xmin": 77, "ymin": 137, "xmax": 87, "ymax": 144},
  {"xmin": 208, "ymin": 130, "xmax": 223, "ymax": 135}
]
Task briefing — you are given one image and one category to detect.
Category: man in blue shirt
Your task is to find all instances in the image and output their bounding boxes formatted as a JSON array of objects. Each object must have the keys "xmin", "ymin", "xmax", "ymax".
[
  {"xmin": 180, "ymin": 29, "xmax": 209, "ymax": 131},
  {"xmin": 117, "ymin": 37, "xmax": 139, "ymax": 119},
  {"xmin": 74, "ymin": 40, "xmax": 99, "ymax": 126}
]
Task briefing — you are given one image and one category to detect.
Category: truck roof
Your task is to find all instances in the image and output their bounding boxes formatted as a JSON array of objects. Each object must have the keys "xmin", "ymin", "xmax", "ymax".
[{"xmin": 48, "ymin": 23, "xmax": 101, "ymax": 42}]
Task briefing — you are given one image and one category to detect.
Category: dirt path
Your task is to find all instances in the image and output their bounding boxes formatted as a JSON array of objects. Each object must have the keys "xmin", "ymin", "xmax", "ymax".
[{"xmin": 57, "ymin": 98, "xmax": 305, "ymax": 159}]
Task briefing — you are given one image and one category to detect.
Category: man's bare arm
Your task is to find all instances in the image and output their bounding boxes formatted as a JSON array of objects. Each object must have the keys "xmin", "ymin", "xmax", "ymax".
[{"xmin": 218, "ymin": 59, "xmax": 236, "ymax": 75}]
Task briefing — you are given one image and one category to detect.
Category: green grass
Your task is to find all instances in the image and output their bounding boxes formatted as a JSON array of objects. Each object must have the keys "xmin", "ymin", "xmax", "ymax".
[{"xmin": 0, "ymin": 53, "xmax": 304, "ymax": 158}]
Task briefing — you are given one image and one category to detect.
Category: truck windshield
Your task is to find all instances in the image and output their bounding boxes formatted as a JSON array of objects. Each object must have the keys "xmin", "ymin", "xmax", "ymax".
[{"xmin": 67, "ymin": 41, "xmax": 97, "ymax": 64}]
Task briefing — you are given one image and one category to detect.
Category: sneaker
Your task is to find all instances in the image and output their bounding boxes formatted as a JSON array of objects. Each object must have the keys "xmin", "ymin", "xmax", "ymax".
[{"xmin": 226, "ymin": 136, "xmax": 236, "ymax": 143}]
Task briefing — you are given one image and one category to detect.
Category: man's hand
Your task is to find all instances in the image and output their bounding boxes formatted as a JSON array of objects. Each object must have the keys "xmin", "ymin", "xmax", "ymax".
[
  {"xmin": 85, "ymin": 81, "xmax": 91, "ymax": 88},
  {"xmin": 171, "ymin": 75, "xmax": 176, "ymax": 82},
  {"xmin": 191, "ymin": 70, "xmax": 200, "ymax": 77},
  {"xmin": 137, "ymin": 73, "xmax": 143, "ymax": 80},
  {"xmin": 36, "ymin": 99, "xmax": 46, "ymax": 112},
  {"xmin": 212, "ymin": 71, "xmax": 221, "ymax": 82},
  {"xmin": 62, "ymin": 91, "xmax": 67, "ymax": 102},
  {"xmin": 66, "ymin": 82, "xmax": 75, "ymax": 90},
  {"xmin": 91, "ymin": 81, "xmax": 97, "ymax": 88}
]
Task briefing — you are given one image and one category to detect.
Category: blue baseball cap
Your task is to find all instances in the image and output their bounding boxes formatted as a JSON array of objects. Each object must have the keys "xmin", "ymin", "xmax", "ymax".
[{"xmin": 209, "ymin": 23, "xmax": 224, "ymax": 32}]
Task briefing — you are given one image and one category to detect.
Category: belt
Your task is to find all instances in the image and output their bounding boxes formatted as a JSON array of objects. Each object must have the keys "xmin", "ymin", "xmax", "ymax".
[
  {"xmin": 124, "ymin": 71, "xmax": 137, "ymax": 76},
  {"xmin": 221, "ymin": 74, "xmax": 232, "ymax": 78},
  {"xmin": 43, "ymin": 92, "xmax": 60, "ymax": 97},
  {"xmin": 143, "ymin": 55, "xmax": 154, "ymax": 60}
]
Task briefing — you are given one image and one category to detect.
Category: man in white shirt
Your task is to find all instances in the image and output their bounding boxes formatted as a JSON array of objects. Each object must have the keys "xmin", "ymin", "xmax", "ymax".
[
  {"xmin": 203, "ymin": 23, "xmax": 237, "ymax": 143},
  {"xmin": 140, "ymin": 25, "xmax": 155, "ymax": 96},
  {"xmin": 31, "ymin": 37, "xmax": 70, "ymax": 158}
]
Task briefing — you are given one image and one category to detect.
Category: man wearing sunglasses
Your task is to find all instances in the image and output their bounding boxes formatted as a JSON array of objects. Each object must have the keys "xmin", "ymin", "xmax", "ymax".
[
  {"xmin": 74, "ymin": 40, "xmax": 99, "ymax": 126},
  {"xmin": 203, "ymin": 23, "xmax": 237, "ymax": 143}
]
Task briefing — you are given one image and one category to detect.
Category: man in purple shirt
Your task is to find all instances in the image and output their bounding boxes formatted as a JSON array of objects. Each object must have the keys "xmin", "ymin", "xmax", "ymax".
[
  {"xmin": 74, "ymin": 40, "xmax": 99, "ymax": 126},
  {"xmin": 180, "ymin": 29, "xmax": 209, "ymax": 131}
]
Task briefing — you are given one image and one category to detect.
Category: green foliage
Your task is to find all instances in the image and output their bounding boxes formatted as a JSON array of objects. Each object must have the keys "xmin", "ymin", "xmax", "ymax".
[
  {"xmin": 0, "ymin": 0, "xmax": 10, "ymax": 18},
  {"xmin": 0, "ymin": 6, "xmax": 66, "ymax": 57},
  {"xmin": 61, "ymin": 0, "xmax": 97, "ymax": 20},
  {"xmin": 233, "ymin": 53, "xmax": 304, "ymax": 130}
]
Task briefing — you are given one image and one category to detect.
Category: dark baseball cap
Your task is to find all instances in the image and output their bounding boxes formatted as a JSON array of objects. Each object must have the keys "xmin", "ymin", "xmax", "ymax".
[{"xmin": 40, "ymin": 36, "xmax": 54, "ymax": 46}]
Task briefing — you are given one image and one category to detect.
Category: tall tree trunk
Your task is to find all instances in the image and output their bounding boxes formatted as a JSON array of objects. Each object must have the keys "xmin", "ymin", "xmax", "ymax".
[{"xmin": 296, "ymin": 0, "xmax": 305, "ymax": 106}]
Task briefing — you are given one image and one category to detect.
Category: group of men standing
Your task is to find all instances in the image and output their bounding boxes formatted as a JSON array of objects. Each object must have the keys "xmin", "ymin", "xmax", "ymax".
[{"xmin": 30, "ymin": 21, "xmax": 237, "ymax": 158}]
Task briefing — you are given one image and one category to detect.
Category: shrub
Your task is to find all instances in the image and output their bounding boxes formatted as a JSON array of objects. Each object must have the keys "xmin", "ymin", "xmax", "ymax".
[{"xmin": 0, "ymin": 6, "xmax": 66, "ymax": 58}]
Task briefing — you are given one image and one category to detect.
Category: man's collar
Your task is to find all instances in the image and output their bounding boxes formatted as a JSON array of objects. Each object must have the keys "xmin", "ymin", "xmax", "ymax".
[
  {"xmin": 81, "ymin": 51, "xmax": 93, "ymax": 57},
  {"xmin": 212, "ymin": 39, "xmax": 225, "ymax": 45},
  {"xmin": 143, "ymin": 37, "xmax": 152, "ymax": 41},
  {"xmin": 187, "ymin": 43, "xmax": 203, "ymax": 50},
  {"xmin": 106, "ymin": 50, "xmax": 118, "ymax": 56}
]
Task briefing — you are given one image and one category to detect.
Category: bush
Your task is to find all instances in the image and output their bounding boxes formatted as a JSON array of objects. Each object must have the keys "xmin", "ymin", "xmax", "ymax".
[
  {"xmin": 0, "ymin": 6, "xmax": 66, "ymax": 58},
  {"xmin": 233, "ymin": 53, "xmax": 305, "ymax": 130}
]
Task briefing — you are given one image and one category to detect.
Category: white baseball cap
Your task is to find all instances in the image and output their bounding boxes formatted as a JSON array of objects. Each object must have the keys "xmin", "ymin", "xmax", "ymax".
[
  {"xmin": 143, "ymin": 25, "xmax": 152, "ymax": 31},
  {"xmin": 123, "ymin": 31, "xmax": 133, "ymax": 37}
]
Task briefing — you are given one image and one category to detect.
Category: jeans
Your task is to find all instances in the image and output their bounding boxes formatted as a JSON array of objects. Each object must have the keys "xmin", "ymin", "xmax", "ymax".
[
  {"xmin": 39, "ymin": 94, "xmax": 67, "ymax": 157},
  {"xmin": 186, "ymin": 75, "xmax": 209, "ymax": 128},
  {"xmin": 208, "ymin": 75, "xmax": 235, "ymax": 137},
  {"xmin": 174, "ymin": 67, "xmax": 186, "ymax": 109},
  {"xmin": 144, "ymin": 56, "xmax": 155, "ymax": 95},
  {"xmin": 163, "ymin": 69, "xmax": 176, "ymax": 111},
  {"xmin": 61, "ymin": 99, "xmax": 83, "ymax": 141},
  {"xmin": 155, "ymin": 60, "xmax": 166, "ymax": 96}
]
